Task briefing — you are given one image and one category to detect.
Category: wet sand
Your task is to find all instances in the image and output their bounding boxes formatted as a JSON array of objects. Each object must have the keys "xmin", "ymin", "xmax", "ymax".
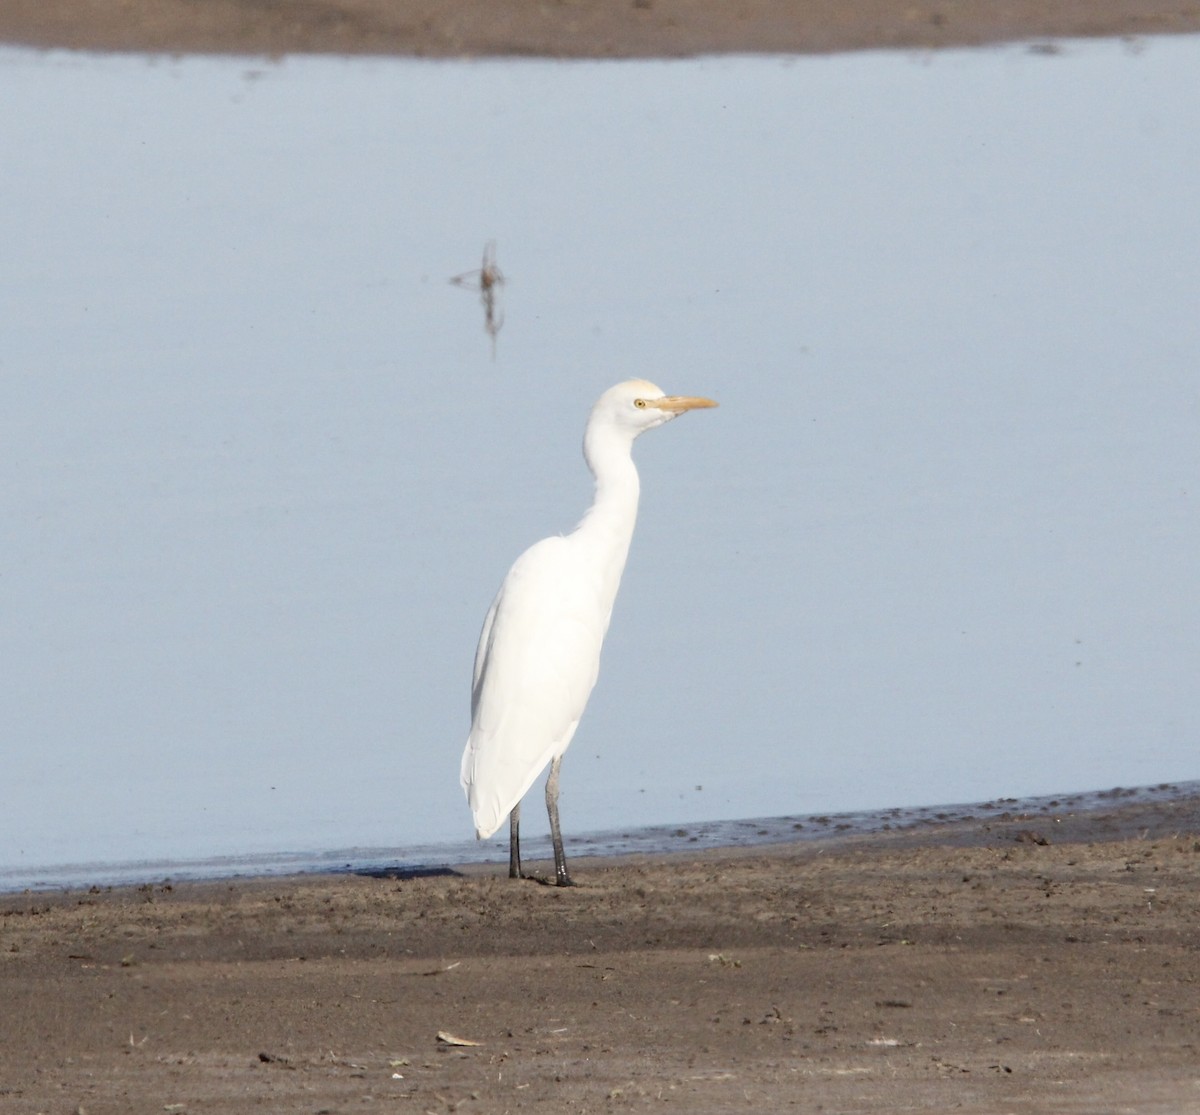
[
  {"xmin": 3, "ymin": 792, "xmax": 1199, "ymax": 1113},
  {"xmin": 2, "ymin": 0, "xmax": 1200, "ymax": 57}
]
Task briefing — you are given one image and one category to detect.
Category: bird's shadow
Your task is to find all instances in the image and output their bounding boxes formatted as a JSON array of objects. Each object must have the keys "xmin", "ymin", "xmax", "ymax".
[{"xmin": 351, "ymin": 865, "xmax": 581, "ymax": 887}]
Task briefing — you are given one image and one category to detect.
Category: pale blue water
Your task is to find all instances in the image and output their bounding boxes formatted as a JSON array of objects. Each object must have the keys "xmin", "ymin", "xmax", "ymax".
[{"xmin": 1, "ymin": 37, "xmax": 1197, "ymax": 890}]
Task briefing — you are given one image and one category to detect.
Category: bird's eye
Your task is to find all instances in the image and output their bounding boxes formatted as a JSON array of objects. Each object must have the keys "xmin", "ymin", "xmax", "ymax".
[{"xmin": 633, "ymin": 398, "xmax": 647, "ymax": 409}]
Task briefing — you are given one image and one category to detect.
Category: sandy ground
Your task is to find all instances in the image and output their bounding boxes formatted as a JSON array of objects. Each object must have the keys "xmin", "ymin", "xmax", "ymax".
[
  {"xmin": 3, "ymin": 793, "xmax": 1199, "ymax": 1114},
  {"xmin": 2, "ymin": 0, "xmax": 1200, "ymax": 57}
]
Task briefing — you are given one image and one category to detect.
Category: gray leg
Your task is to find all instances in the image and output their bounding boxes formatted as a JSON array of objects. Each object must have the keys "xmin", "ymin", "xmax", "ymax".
[
  {"xmin": 546, "ymin": 755, "xmax": 576, "ymax": 887},
  {"xmin": 508, "ymin": 803, "xmax": 523, "ymax": 879}
]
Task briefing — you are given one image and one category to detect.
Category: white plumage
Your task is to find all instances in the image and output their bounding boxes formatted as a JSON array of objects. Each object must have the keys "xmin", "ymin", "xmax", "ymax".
[{"xmin": 460, "ymin": 379, "xmax": 717, "ymax": 885}]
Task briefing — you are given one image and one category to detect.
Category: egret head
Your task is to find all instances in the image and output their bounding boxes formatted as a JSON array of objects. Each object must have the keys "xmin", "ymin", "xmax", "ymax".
[{"xmin": 592, "ymin": 379, "xmax": 718, "ymax": 438}]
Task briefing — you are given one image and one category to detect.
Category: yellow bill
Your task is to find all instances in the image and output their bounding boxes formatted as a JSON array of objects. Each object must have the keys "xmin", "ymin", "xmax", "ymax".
[{"xmin": 647, "ymin": 395, "xmax": 719, "ymax": 413}]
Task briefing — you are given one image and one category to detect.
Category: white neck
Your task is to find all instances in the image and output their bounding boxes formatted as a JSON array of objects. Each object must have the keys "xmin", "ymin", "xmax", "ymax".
[{"xmin": 571, "ymin": 421, "xmax": 642, "ymax": 610}]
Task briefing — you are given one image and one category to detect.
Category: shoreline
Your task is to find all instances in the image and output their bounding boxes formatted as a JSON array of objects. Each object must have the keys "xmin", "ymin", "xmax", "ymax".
[
  {"xmin": 5, "ymin": 780, "xmax": 1195, "ymax": 896},
  {"xmin": 2, "ymin": 0, "xmax": 1200, "ymax": 59}
]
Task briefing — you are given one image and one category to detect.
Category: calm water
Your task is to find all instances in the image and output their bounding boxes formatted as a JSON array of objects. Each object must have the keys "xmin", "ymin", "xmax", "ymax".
[{"xmin": 1, "ymin": 38, "xmax": 1197, "ymax": 889}]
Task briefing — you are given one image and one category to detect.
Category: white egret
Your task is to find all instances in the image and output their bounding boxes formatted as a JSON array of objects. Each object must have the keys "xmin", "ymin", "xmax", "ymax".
[{"xmin": 460, "ymin": 379, "xmax": 717, "ymax": 886}]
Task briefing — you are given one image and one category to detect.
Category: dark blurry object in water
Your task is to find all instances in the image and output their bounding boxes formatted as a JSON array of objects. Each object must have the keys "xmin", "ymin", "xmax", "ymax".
[{"xmin": 450, "ymin": 240, "xmax": 505, "ymax": 359}]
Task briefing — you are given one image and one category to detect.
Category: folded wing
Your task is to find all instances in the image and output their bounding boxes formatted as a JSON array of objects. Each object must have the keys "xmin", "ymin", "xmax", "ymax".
[{"xmin": 460, "ymin": 535, "xmax": 609, "ymax": 839}]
